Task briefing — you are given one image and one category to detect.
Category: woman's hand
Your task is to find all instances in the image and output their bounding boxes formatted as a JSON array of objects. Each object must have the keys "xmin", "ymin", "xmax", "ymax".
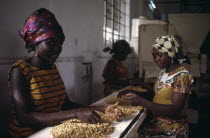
[
  {"xmin": 105, "ymin": 102, "xmax": 121, "ymax": 121},
  {"xmin": 122, "ymin": 93, "xmax": 142, "ymax": 106},
  {"xmin": 75, "ymin": 110, "xmax": 101, "ymax": 124},
  {"xmin": 117, "ymin": 90, "xmax": 132, "ymax": 98}
]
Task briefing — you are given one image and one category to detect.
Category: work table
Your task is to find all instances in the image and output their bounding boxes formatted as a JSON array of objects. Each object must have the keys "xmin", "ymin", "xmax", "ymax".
[{"xmin": 29, "ymin": 86, "xmax": 147, "ymax": 138}]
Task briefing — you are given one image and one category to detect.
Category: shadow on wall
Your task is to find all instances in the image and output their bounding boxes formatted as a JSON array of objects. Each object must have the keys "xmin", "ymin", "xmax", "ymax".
[
  {"xmin": 0, "ymin": 34, "xmax": 24, "ymax": 136},
  {"xmin": 0, "ymin": 66, "xmax": 12, "ymax": 137}
]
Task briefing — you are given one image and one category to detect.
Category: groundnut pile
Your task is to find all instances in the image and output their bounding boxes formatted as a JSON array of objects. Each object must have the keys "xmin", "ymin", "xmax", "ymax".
[
  {"xmin": 117, "ymin": 106, "xmax": 142, "ymax": 116},
  {"xmin": 104, "ymin": 97, "xmax": 143, "ymax": 119},
  {"xmin": 50, "ymin": 97, "xmax": 143, "ymax": 138},
  {"xmin": 105, "ymin": 97, "xmax": 130, "ymax": 105},
  {"xmin": 95, "ymin": 111, "xmax": 114, "ymax": 123},
  {"xmin": 104, "ymin": 97, "xmax": 142, "ymax": 116},
  {"xmin": 50, "ymin": 116, "xmax": 114, "ymax": 138},
  {"xmin": 128, "ymin": 86, "xmax": 148, "ymax": 92}
]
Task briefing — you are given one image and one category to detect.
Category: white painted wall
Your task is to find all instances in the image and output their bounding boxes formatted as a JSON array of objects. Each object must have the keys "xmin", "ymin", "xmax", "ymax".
[
  {"xmin": 169, "ymin": 14, "xmax": 210, "ymax": 52},
  {"xmin": 0, "ymin": 0, "xmax": 105, "ymax": 135},
  {"xmin": 1, "ymin": 0, "xmax": 208, "ymax": 136},
  {"xmin": 0, "ymin": 1, "xmax": 52, "ymax": 135},
  {"xmin": 169, "ymin": 14, "xmax": 210, "ymax": 77},
  {"xmin": 130, "ymin": 13, "xmax": 210, "ymax": 77}
]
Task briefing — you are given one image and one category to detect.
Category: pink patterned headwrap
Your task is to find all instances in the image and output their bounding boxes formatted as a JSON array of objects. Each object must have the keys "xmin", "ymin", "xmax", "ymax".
[{"xmin": 19, "ymin": 8, "xmax": 65, "ymax": 53}]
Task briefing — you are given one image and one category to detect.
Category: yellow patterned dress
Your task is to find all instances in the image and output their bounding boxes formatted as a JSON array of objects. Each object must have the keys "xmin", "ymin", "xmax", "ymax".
[
  {"xmin": 8, "ymin": 60, "xmax": 67, "ymax": 137},
  {"xmin": 139, "ymin": 66, "xmax": 194, "ymax": 138}
]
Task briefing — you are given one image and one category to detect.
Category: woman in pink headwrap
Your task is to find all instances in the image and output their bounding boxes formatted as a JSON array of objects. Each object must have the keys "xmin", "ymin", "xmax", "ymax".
[{"xmin": 8, "ymin": 8, "xmax": 120, "ymax": 137}]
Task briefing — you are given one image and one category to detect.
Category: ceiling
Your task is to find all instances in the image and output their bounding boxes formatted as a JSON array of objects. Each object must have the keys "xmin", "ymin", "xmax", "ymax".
[{"xmin": 145, "ymin": 0, "xmax": 210, "ymax": 14}]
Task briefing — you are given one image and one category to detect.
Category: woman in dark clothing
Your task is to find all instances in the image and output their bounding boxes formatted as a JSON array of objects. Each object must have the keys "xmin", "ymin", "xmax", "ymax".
[{"xmin": 102, "ymin": 40, "xmax": 132, "ymax": 96}]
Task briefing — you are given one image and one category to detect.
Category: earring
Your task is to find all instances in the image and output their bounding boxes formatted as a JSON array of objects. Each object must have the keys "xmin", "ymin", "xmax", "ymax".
[
  {"xmin": 35, "ymin": 53, "xmax": 39, "ymax": 57},
  {"xmin": 171, "ymin": 58, "xmax": 174, "ymax": 63}
]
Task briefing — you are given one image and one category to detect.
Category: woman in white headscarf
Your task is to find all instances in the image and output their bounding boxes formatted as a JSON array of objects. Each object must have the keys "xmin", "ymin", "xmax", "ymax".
[{"xmin": 119, "ymin": 35, "xmax": 193, "ymax": 137}]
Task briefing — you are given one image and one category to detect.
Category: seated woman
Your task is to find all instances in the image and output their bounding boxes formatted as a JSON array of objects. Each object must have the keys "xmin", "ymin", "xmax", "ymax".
[
  {"xmin": 120, "ymin": 35, "xmax": 193, "ymax": 137},
  {"xmin": 8, "ymin": 8, "xmax": 120, "ymax": 137},
  {"xmin": 102, "ymin": 40, "xmax": 132, "ymax": 96}
]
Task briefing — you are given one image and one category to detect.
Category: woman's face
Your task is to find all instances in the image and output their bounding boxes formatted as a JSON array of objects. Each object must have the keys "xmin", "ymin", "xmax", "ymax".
[
  {"xmin": 152, "ymin": 47, "xmax": 171, "ymax": 69},
  {"xmin": 36, "ymin": 38, "xmax": 62, "ymax": 63},
  {"xmin": 116, "ymin": 49, "xmax": 130, "ymax": 61}
]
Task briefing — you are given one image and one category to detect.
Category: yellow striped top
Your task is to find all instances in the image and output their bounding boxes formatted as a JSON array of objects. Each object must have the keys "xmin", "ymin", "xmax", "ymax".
[{"xmin": 8, "ymin": 60, "xmax": 67, "ymax": 137}]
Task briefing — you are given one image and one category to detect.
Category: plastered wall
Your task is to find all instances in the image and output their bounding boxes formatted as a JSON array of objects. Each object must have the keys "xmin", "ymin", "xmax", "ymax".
[
  {"xmin": 0, "ymin": 0, "xmax": 104, "ymax": 135},
  {"xmin": 0, "ymin": 0, "xmax": 136, "ymax": 135},
  {"xmin": 169, "ymin": 14, "xmax": 210, "ymax": 76}
]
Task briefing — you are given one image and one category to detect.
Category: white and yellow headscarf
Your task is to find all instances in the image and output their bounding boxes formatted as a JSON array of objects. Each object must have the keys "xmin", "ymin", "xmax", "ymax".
[{"xmin": 153, "ymin": 35, "xmax": 180, "ymax": 58}]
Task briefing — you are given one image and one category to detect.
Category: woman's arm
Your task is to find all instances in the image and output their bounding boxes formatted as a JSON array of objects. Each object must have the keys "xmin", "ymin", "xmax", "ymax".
[
  {"xmin": 10, "ymin": 67, "xmax": 102, "ymax": 127},
  {"xmin": 123, "ymin": 92, "xmax": 188, "ymax": 119},
  {"xmin": 61, "ymin": 98, "xmax": 85, "ymax": 111},
  {"xmin": 124, "ymin": 73, "xmax": 192, "ymax": 119}
]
